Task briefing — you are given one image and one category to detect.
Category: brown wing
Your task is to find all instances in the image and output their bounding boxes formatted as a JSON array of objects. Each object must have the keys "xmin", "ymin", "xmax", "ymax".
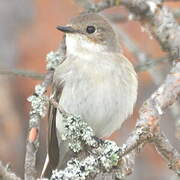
[{"xmin": 42, "ymin": 85, "xmax": 63, "ymax": 178}]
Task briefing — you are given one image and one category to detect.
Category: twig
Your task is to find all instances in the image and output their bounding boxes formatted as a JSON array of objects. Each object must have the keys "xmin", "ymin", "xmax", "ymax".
[
  {"xmin": 0, "ymin": 69, "xmax": 44, "ymax": 80},
  {"xmin": 104, "ymin": 13, "xmax": 128, "ymax": 22},
  {"xmin": 153, "ymin": 131, "xmax": 180, "ymax": 174},
  {"xmin": 0, "ymin": 56, "xmax": 169, "ymax": 81},
  {"xmin": 135, "ymin": 57, "xmax": 170, "ymax": 72},
  {"xmin": 24, "ymin": 71, "xmax": 54, "ymax": 180},
  {"xmin": 134, "ymin": 61, "xmax": 180, "ymax": 175},
  {"xmin": 74, "ymin": 0, "xmax": 95, "ymax": 10}
]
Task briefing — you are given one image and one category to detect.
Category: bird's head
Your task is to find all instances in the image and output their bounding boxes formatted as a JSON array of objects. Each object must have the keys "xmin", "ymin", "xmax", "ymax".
[{"xmin": 57, "ymin": 13, "xmax": 120, "ymax": 55}]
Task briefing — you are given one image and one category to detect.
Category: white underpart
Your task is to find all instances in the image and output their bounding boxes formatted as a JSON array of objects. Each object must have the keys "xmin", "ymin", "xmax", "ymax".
[{"xmin": 54, "ymin": 34, "xmax": 138, "ymax": 138}]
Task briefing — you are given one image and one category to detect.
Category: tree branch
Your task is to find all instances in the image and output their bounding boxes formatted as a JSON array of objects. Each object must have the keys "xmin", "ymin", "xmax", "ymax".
[
  {"xmin": 0, "ymin": 69, "xmax": 44, "ymax": 80},
  {"xmin": 24, "ymin": 70, "xmax": 54, "ymax": 180},
  {"xmin": 128, "ymin": 60, "xmax": 180, "ymax": 176},
  {"xmin": 153, "ymin": 131, "xmax": 180, "ymax": 174}
]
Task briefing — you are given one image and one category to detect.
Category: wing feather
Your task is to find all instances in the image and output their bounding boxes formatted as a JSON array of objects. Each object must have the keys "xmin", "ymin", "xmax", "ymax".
[{"xmin": 41, "ymin": 85, "xmax": 63, "ymax": 178}]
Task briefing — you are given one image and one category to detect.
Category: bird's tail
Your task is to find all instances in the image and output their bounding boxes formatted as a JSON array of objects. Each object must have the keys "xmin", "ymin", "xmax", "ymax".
[{"xmin": 41, "ymin": 140, "xmax": 74, "ymax": 178}]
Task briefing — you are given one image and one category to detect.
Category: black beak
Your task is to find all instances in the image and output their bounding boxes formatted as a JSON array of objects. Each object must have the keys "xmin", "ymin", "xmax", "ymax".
[{"xmin": 56, "ymin": 26, "xmax": 78, "ymax": 33}]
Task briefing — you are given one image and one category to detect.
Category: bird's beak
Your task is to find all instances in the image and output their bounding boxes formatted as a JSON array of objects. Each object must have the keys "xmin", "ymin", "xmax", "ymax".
[{"xmin": 56, "ymin": 26, "xmax": 78, "ymax": 33}]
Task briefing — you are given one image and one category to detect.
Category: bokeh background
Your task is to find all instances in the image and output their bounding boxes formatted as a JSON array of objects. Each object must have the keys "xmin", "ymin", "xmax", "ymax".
[{"xmin": 0, "ymin": 0, "xmax": 180, "ymax": 179}]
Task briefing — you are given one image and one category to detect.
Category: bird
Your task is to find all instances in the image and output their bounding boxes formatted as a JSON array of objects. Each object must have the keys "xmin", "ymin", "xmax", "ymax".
[{"xmin": 41, "ymin": 12, "xmax": 138, "ymax": 178}]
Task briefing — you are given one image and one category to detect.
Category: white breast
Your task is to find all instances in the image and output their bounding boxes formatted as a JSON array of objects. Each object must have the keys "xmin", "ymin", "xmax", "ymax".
[{"xmin": 55, "ymin": 51, "xmax": 137, "ymax": 138}]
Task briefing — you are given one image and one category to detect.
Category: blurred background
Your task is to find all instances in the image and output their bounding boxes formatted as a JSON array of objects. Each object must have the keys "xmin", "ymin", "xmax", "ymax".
[{"xmin": 0, "ymin": 0, "xmax": 180, "ymax": 179}]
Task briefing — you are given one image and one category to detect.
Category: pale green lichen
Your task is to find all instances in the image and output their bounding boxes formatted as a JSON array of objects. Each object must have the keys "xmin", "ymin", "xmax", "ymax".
[
  {"xmin": 34, "ymin": 84, "xmax": 46, "ymax": 96},
  {"xmin": 27, "ymin": 94, "xmax": 48, "ymax": 117},
  {"xmin": 50, "ymin": 113, "xmax": 125, "ymax": 180},
  {"xmin": 62, "ymin": 114, "xmax": 97, "ymax": 152},
  {"xmin": 27, "ymin": 84, "xmax": 48, "ymax": 118},
  {"xmin": 98, "ymin": 140, "xmax": 120, "ymax": 171},
  {"xmin": 51, "ymin": 156, "xmax": 99, "ymax": 180},
  {"xmin": 46, "ymin": 51, "xmax": 62, "ymax": 70}
]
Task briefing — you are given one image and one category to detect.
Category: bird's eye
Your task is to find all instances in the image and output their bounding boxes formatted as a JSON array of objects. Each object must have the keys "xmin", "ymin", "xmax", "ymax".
[{"xmin": 86, "ymin": 25, "xmax": 96, "ymax": 34}]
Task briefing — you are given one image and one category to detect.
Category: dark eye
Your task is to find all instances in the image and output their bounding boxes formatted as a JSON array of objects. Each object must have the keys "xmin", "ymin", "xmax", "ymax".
[{"xmin": 86, "ymin": 25, "xmax": 96, "ymax": 34}]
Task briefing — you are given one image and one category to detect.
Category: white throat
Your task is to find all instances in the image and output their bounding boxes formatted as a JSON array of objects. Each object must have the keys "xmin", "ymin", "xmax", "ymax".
[{"xmin": 65, "ymin": 34, "xmax": 106, "ymax": 57}]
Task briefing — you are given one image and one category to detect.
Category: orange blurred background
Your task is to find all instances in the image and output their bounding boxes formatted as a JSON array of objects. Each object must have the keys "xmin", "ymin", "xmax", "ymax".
[{"xmin": 0, "ymin": 0, "xmax": 179, "ymax": 179}]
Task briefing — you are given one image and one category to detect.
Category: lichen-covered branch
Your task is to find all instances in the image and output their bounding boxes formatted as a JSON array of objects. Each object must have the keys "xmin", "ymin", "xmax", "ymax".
[
  {"xmin": 124, "ymin": 60, "xmax": 180, "ymax": 177},
  {"xmin": 24, "ymin": 41, "xmax": 66, "ymax": 180},
  {"xmin": 153, "ymin": 131, "xmax": 180, "ymax": 174},
  {"xmin": 24, "ymin": 71, "xmax": 53, "ymax": 180}
]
